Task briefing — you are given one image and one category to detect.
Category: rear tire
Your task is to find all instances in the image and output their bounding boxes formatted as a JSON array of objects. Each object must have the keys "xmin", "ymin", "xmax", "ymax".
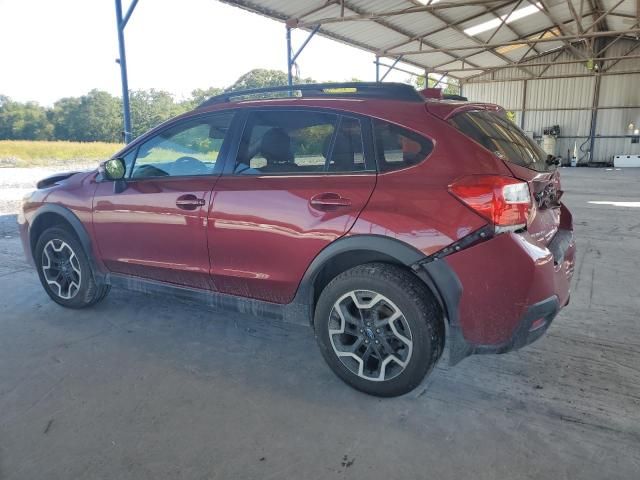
[
  {"xmin": 314, "ymin": 263, "xmax": 443, "ymax": 397},
  {"xmin": 34, "ymin": 227, "xmax": 110, "ymax": 308}
]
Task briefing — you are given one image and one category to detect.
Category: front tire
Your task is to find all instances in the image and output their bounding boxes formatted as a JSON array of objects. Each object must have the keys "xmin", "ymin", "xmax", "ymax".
[
  {"xmin": 34, "ymin": 226, "xmax": 110, "ymax": 308},
  {"xmin": 314, "ymin": 263, "xmax": 443, "ymax": 397}
]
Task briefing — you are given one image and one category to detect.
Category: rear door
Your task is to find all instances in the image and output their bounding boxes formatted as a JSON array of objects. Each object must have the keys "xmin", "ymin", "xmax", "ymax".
[
  {"xmin": 449, "ymin": 110, "xmax": 561, "ymax": 245},
  {"xmin": 207, "ymin": 108, "xmax": 377, "ymax": 303}
]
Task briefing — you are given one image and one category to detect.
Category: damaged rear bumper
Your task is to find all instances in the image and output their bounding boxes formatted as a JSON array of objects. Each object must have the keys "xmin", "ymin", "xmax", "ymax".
[{"xmin": 414, "ymin": 227, "xmax": 575, "ymax": 365}]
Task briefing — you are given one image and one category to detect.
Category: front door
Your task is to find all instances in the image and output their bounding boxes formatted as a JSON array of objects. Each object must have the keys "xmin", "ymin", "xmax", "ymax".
[
  {"xmin": 208, "ymin": 109, "xmax": 377, "ymax": 303},
  {"xmin": 93, "ymin": 111, "xmax": 235, "ymax": 289}
]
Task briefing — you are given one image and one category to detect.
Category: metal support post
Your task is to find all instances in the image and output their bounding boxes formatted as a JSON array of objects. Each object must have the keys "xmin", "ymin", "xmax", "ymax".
[
  {"xmin": 588, "ymin": 74, "xmax": 602, "ymax": 164},
  {"xmin": 115, "ymin": 0, "xmax": 137, "ymax": 143},
  {"xmin": 286, "ymin": 26, "xmax": 293, "ymax": 87},
  {"xmin": 379, "ymin": 55, "xmax": 403, "ymax": 82},
  {"xmin": 286, "ymin": 25, "xmax": 320, "ymax": 87},
  {"xmin": 520, "ymin": 80, "xmax": 528, "ymax": 129},
  {"xmin": 290, "ymin": 25, "xmax": 320, "ymax": 65}
]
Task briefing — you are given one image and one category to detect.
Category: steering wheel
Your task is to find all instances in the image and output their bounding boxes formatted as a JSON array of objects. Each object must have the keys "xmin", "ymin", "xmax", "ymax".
[{"xmin": 175, "ymin": 156, "xmax": 208, "ymax": 173}]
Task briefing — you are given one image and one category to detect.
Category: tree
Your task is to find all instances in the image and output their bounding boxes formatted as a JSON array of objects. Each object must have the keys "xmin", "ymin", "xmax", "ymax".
[
  {"xmin": 226, "ymin": 69, "xmax": 289, "ymax": 91},
  {"xmin": 225, "ymin": 68, "xmax": 314, "ymax": 92},
  {"xmin": 71, "ymin": 90, "xmax": 121, "ymax": 142},
  {"xmin": 50, "ymin": 96, "xmax": 83, "ymax": 141},
  {"xmin": 129, "ymin": 89, "xmax": 189, "ymax": 139},
  {"xmin": 188, "ymin": 87, "xmax": 224, "ymax": 107},
  {"xmin": 0, "ymin": 97, "xmax": 53, "ymax": 140},
  {"xmin": 0, "ymin": 68, "xmax": 325, "ymax": 143}
]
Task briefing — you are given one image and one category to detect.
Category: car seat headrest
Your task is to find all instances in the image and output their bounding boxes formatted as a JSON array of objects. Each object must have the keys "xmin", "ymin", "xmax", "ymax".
[{"xmin": 261, "ymin": 128, "xmax": 293, "ymax": 164}]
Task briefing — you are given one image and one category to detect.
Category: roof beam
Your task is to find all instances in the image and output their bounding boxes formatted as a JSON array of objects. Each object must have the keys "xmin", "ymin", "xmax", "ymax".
[
  {"xmin": 381, "ymin": 1, "xmax": 514, "ymax": 54},
  {"xmin": 429, "ymin": 14, "xmax": 586, "ymax": 71},
  {"xmin": 458, "ymin": 46, "xmax": 567, "ymax": 81},
  {"xmin": 295, "ymin": 0, "xmax": 339, "ymax": 22},
  {"xmin": 335, "ymin": 0, "xmax": 488, "ymax": 75},
  {"xmin": 427, "ymin": 53, "xmax": 640, "ymax": 74},
  {"xmin": 458, "ymin": 38, "xmax": 564, "ymax": 80},
  {"xmin": 481, "ymin": 0, "xmax": 544, "ymax": 56},
  {"xmin": 603, "ymin": 41, "xmax": 640, "ymax": 72},
  {"xmin": 538, "ymin": 0, "xmax": 589, "ymax": 58},
  {"xmin": 583, "ymin": 0, "xmax": 625, "ymax": 33},
  {"xmin": 463, "ymin": 68, "xmax": 640, "ymax": 83},
  {"xmin": 295, "ymin": 1, "xmax": 511, "ymax": 27},
  {"xmin": 389, "ymin": 28, "xmax": 640, "ymax": 55},
  {"xmin": 484, "ymin": 0, "xmax": 525, "ymax": 45},
  {"xmin": 567, "ymin": 0, "xmax": 584, "ymax": 33},
  {"xmin": 408, "ymin": 2, "xmax": 538, "ymax": 78},
  {"xmin": 460, "ymin": 16, "xmax": 640, "ymax": 80},
  {"xmin": 596, "ymin": 20, "xmax": 639, "ymax": 56},
  {"xmin": 591, "ymin": 0, "xmax": 609, "ymax": 31},
  {"xmin": 528, "ymin": 48, "xmax": 566, "ymax": 77}
]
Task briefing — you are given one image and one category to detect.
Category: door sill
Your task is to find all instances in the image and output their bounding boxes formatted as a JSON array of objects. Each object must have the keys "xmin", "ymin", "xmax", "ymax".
[{"xmin": 108, "ymin": 273, "xmax": 310, "ymax": 325}]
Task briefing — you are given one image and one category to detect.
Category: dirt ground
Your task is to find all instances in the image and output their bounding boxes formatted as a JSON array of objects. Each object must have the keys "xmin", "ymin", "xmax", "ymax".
[{"xmin": 0, "ymin": 167, "xmax": 638, "ymax": 479}]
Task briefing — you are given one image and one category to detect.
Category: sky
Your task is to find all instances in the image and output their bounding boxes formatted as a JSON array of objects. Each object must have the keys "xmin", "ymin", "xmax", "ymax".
[{"xmin": 0, "ymin": 0, "xmax": 422, "ymax": 106}]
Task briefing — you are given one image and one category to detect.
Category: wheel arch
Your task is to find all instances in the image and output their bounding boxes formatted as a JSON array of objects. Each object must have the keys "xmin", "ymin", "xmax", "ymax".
[
  {"xmin": 293, "ymin": 235, "xmax": 460, "ymax": 333},
  {"xmin": 29, "ymin": 205, "xmax": 107, "ymax": 285}
]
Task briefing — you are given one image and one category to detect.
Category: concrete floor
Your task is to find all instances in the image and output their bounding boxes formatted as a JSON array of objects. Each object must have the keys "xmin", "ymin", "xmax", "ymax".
[{"xmin": 0, "ymin": 168, "xmax": 639, "ymax": 480}]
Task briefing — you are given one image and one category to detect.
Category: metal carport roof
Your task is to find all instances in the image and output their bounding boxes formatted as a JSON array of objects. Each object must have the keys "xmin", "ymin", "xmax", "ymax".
[
  {"xmin": 219, "ymin": 0, "xmax": 640, "ymax": 81},
  {"xmin": 113, "ymin": 0, "xmax": 640, "ymax": 142}
]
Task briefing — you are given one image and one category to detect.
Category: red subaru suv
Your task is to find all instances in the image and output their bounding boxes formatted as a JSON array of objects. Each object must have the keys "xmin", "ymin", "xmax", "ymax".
[{"xmin": 18, "ymin": 83, "xmax": 575, "ymax": 397}]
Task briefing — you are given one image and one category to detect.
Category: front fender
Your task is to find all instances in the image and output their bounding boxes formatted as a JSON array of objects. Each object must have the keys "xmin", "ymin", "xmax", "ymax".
[{"xmin": 28, "ymin": 204, "xmax": 108, "ymax": 286}]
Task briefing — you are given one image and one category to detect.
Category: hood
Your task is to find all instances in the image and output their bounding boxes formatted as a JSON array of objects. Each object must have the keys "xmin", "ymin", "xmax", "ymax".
[{"xmin": 36, "ymin": 169, "xmax": 95, "ymax": 189}]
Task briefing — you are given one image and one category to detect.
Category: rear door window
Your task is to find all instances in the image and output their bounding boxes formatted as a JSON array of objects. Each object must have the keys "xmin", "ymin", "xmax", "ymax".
[
  {"xmin": 233, "ymin": 110, "xmax": 372, "ymax": 175},
  {"xmin": 373, "ymin": 120, "xmax": 433, "ymax": 172},
  {"xmin": 449, "ymin": 110, "xmax": 554, "ymax": 172}
]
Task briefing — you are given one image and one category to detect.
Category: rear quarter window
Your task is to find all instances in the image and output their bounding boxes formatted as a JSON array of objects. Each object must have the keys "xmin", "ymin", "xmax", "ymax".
[
  {"xmin": 449, "ymin": 110, "xmax": 554, "ymax": 173},
  {"xmin": 373, "ymin": 120, "xmax": 433, "ymax": 172}
]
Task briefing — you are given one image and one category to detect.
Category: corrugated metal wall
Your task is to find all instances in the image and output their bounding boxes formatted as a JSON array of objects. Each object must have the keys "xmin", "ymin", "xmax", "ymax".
[{"xmin": 462, "ymin": 40, "xmax": 640, "ymax": 164}]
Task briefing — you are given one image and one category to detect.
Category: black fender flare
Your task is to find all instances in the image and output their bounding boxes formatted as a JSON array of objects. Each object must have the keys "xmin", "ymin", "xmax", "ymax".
[
  {"xmin": 29, "ymin": 204, "xmax": 107, "ymax": 285},
  {"xmin": 291, "ymin": 234, "xmax": 463, "ymax": 345}
]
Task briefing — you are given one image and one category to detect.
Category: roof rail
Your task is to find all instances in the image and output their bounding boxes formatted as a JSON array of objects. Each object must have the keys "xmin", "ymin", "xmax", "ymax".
[{"xmin": 197, "ymin": 82, "xmax": 424, "ymax": 108}]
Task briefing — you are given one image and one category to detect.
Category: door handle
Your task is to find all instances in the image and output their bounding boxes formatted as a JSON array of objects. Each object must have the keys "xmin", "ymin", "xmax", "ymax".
[
  {"xmin": 176, "ymin": 194, "xmax": 206, "ymax": 210},
  {"xmin": 310, "ymin": 192, "xmax": 352, "ymax": 210}
]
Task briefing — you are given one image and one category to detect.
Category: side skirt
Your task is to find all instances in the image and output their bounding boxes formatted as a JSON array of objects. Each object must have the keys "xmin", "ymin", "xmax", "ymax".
[{"xmin": 108, "ymin": 274, "xmax": 311, "ymax": 326}]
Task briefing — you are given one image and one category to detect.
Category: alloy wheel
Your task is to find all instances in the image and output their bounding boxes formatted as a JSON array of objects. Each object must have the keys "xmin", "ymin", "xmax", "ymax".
[
  {"xmin": 41, "ymin": 239, "xmax": 82, "ymax": 300},
  {"xmin": 328, "ymin": 290, "xmax": 413, "ymax": 382}
]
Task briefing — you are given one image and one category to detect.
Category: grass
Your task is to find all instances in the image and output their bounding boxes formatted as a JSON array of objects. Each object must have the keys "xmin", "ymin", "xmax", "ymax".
[{"xmin": 0, "ymin": 140, "xmax": 124, "ymax": 168}]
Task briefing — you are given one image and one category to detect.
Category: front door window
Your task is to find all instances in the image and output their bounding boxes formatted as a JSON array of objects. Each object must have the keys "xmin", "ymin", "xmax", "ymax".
[{"xmin": 131, "ymin": 112, "xmax": 233, "ymax": 178}]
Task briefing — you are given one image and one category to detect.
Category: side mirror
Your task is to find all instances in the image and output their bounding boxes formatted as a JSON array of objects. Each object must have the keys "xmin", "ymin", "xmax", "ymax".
[{"xmin": 102, "ymin": 158, "xmax": 126, "ymax": 180}]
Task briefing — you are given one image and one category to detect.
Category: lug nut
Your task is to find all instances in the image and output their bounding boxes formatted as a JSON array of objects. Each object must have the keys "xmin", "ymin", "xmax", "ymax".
[
  {"xmin": 375, "ymin": 340, "xmax": 380, "ymax": 344},
  {"xmin": 376, "ymin": 328, "xmax": 381, "ymax": 334},
  {"xmin": 364, "ymin": 339, "xmax": 370, "ymax": 344},
  {"xmin": 359, "ymin": 329, "xmax": 364, "ymax": 333}
]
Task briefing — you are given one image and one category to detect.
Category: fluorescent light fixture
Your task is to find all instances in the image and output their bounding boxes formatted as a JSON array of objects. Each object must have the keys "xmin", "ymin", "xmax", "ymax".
[{"xmin": 465, "ymin": 2, "xmax": 542, "ymax": 37}]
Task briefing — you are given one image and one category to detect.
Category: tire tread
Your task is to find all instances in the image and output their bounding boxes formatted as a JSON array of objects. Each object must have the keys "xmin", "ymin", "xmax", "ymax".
[{"xmin": 314, "ymin": 262, "xmax": 444, "ymax": 397}]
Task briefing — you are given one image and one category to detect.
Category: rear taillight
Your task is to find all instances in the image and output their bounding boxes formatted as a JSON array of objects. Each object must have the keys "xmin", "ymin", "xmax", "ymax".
[{"xmin": 449, "ymin": 175, "xmax": 532, "ymax": 232}]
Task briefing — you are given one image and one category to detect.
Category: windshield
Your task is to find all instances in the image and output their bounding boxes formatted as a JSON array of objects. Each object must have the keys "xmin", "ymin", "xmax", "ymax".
[{"xmin": 449, "ymin": 110, "xmax": 555, "ymax": 172}]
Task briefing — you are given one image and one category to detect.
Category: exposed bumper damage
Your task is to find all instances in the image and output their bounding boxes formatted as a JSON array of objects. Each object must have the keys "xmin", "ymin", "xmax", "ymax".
[{"xmin": 414, "ymin": 228, "xmax": 575, "ymax": 365}]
